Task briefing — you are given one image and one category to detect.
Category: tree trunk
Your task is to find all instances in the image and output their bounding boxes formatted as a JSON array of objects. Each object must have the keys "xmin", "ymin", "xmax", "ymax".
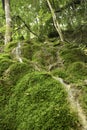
[
  {"xmin": 5, "ymin": 0, "xmax": 12, "ymax": 44},
  {"xmin": 46, "ymin": 0, "xmax": 64, "ymax": 42}
]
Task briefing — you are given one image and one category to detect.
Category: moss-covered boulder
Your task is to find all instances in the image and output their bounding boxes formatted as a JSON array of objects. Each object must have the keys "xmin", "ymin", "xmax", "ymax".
[
  {"xmin": 1, "ymin": 72, "xmax": 80, "ymax": 130},
  {"xmin": 65, "ymin": 62, "xmax": 87, "ymax": 83},
  {"xmin": 2, "ymin": 62, "xmax": 34, "ymax": 86},
  {"xmin": 67, "ymin": 62, "xmax": 87, "ymax": 77},
  {"xmin": 60, "ymin": 44, "xmax": 87, "ymax": 65}
]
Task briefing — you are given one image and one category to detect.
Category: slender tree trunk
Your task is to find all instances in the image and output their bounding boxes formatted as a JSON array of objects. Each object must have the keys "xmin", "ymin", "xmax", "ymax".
[
  {"xmin": 46, "ymin": 0, "xmax": 64, "ymax": 42},
  {"xmin": 5, "ymin": 0, "xmax": 12, "ymax": 44}
]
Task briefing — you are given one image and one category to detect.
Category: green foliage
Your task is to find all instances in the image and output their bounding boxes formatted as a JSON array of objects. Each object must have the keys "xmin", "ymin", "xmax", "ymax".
[{"xmin": 1, "ymin": 72, "xmax": 79, "ymax": 130}]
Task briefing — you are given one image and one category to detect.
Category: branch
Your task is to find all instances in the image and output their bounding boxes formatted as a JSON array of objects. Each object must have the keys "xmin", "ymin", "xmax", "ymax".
[
  {"xmin": 46, "ymin": 0, "xmax": 64, "ymax": 42},
  {"xmin": 16, "ymin": 15, "xmax": 39, "ymax": 38}
]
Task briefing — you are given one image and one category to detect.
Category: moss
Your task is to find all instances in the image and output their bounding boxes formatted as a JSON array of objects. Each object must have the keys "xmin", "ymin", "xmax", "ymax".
[
  {"xmin": 0, "ymin": 62, "xmax": 35, "ymax": 130},
  {"xmin": 20, "ymin": 41, "xmax": 42, "ymax": 60},
  {"xmin": 59, "ymin": 43, "xmax": 87, "ymax": 85},
  {"xmin": 33, "ymin": 47, "xmax": 57, "ymax": 68},
  {"xmin": 60, "ymin": 45, "xmax": 87, "ymax": 65},
  {"xmin": 2, "ymin": 72, "xmax": 79, "ymax": 130},
  {"xmin": 4, "ymin": 41, "xmax": 18, "ymax": 53},
  {"xmin": 65, "ymin": 62, "xmax": 87, "ymax": 83},
  {"xmin": 0, "ymin": 54, "xmax": 13, "ymax": 103},
  {"xmin": 2, "ymin": 62, "xmax": 34, "ymax": 86},
  {"xmin": 0, "ymin": 53, "xmax": 11, "ymax": 60},
  {"xmin": 81, "ymin": 86, "xmax": 87, "ymax": 114},
  {"xmin": 67, "ymin": 62, "xmax": 87, "ymax": 76},
  {"xmin": 51, "ymin": 68, "xmax": 67, "ymax": 78},
  {"xmin": 21, "ymin": 44, "xmax": 33, "ymax": 60},
  {"xmin": 1, "ymin": 39, "xmax": 87, "ymax": 130},
  {"xmin": 0, "ymin": 53, "xmax": 13, "ymax": 76}
]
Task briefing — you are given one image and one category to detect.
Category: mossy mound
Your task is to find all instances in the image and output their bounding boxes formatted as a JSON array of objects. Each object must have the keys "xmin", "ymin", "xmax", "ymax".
[
  {"xmin": 2, "ymin": 62, "xmax": 34, "ymax": 86},
  {"xmin": 1, "ymin": 72, "xmax": 79, "ymax": 130},
  {"xmin": 19, "ymin": 40, "xmax": 59, "ymax": 70},
  {"xmin": 1, "ymin": 39, "xmax": 87, "ymax": 130},
  {"xmin": 65, "ymin": 62, "xmax": 87, "ymax": 83},
  {"xmin": 51, "ymin": 68, "xmax": 67, "ymax": 79},
  {"xmin": 3, "ymin": 39, "xmax": 60, "ymax": 70},
  {"xmin": 21, "ymin": 42, "xmax": 42, "ymax": 60},
  {"xmin": 67, "ymin": 62, "xmax": 87, "ymax": 77},
  {"xmin": 33, "ymin": 46, "xmax": 58, "ymax": 70},
  {"xmin": 0, "ymin": 62, "xmax": 34, "ymax": 110},
  {"xmin": 60, "ymin": 44, "xmax": 87, "ymax": 65}
]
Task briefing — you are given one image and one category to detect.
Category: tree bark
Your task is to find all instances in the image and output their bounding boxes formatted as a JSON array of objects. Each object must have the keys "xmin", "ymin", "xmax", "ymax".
[
  {"xmin": 46, "ymin": 0, "xmax": 64, "ymax": 42},
  {"xmin": 5, "ymin": 0, "xmax": 12, "ymax": 44}
]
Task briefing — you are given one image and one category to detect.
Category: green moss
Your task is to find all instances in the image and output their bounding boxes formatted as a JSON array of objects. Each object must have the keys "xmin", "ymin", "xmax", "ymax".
[
  {"xmin": 65, "ymin": 62, "xmax": 87, "ymax": 83},
  {"xmin": 4, "ymin": 41, "xmax": 18, "ymax": 53},
  {"xmin": 51, "ymin": 68, "xmax": 67, "ymax": 78},
  {"xmin": 2, "ymin": 72, "xmax": 79, "ymax": 130},
  {"xmin": 81, "ymin": 86, "xmax": 87, "ymax": 114},
  {"xmin": 2, "ymin": 62, "xmax": 34, "ymax": 86},
  {"xmin": 21, "ymin": 44, "xmax": 33, "ymax": 60},
  {"xmin": 33, "ymin": 47, "xmax": 57, "ymax": 68},
  {"xmin": 60, "ymin": 45, "xmax": 87, "ymax": 65},
  {"xmin": 59, "ymin": 43, "xmax": 87, "ymax": 85},
  {"xmin": 19, "ymin": 41, "xmax": 42, "ymax": 60},
  {"xmin": 67, "ymin": 62, "xmax": 87, "ymax": 76},
  {"xmin": 0, "ymin": 53, "xmax": 11, "ymax": 60},
  {"xmin": 1, "ymin": 39, "xmax": 86, "ymax": 130},
  {"xmin": 0, "ymin": 53, "xmax": 13, "ymax": 76}
]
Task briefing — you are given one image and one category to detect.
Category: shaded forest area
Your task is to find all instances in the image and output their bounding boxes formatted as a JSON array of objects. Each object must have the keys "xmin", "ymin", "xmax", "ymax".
[{"xmin": 0, "ymin": 0, "xmax": 87, "ymax": 130}]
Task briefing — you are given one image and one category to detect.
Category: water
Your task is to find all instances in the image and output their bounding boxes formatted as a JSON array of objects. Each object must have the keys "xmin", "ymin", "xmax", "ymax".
[
  {"xmin": 16, "ymin": 42, "xmax": 23, "ymax": 63},
  {"xmin": 52, "ymin": 76, "xmax": 87, "ymax": 130}
]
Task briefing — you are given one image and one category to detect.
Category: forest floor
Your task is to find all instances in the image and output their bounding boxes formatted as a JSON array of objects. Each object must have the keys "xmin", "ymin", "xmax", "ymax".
[{"xmin": 0, "ymin": 38, "xmax": 87, "ymax": 130}]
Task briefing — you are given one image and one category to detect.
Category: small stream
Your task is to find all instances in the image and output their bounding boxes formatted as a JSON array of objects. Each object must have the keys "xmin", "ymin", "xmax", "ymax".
[
  {"xmin": 52, "ymin": 76, "xmax": 87, "ymax": 130},
  {"xmin": 16, "ymin": 42, "xmax": 23, "ymax": 63}
]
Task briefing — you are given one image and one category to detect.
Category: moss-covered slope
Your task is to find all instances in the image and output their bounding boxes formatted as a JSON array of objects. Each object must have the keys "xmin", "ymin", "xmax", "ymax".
[
  {"xmin": 0, "ymin": 39, "xmax": 87, "ymax": 130},
  {"xmin": 1, "ymin": 72, "xmax": 80, "ymax": 130}
]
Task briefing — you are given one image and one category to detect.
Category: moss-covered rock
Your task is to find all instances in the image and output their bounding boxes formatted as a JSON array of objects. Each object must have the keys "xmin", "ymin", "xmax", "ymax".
[
  {"xmin": 0, "ymin": 39, "xmax": 87, "ymax": 130},
  {"xmin": 60, "ymin": 44, "xmax": 87, "ymax": 65},
  {"xmin": 2, "ymin": 62, "xmax": 34, "ymax": 86},
  {"xmin": 1, "ymin": 72, "xmax": 79, "ymax": 130},
  {"xmin": 51, "ymin": 68, "xmax": 67, "ymax": 78},
  {"xmin": 67, "ymin": 62, "xmax": 87, "ymax": 77},
  {"xmin": 65, "ymin": 62, "xmax": 87, "ymax": 84},
  {"xmin": 33, "ymin": 46, "xmax": 58, "ymax": 70}
]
